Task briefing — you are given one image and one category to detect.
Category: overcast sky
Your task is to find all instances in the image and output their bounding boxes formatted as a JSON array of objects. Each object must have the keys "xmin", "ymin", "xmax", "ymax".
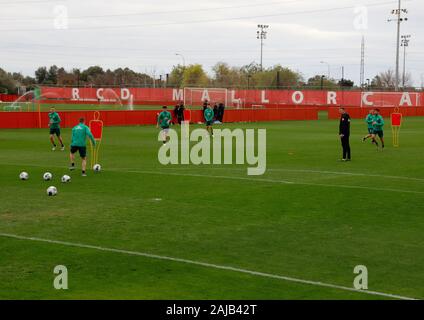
[{"xmin": 0, "ymin": 0, "xmax": 423, "ymax": 86}]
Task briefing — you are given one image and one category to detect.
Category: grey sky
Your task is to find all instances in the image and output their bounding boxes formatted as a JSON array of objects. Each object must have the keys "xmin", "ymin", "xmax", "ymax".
[{"xmin": 0, "ymin": 0, "xmax": 422, "ymax": 86}]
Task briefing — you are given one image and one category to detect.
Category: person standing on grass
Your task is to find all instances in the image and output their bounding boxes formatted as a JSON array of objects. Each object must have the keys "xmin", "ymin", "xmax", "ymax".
[
  {"xmin": 202, "ymin": 100, "xmax": 209, "ymax": 122},
  {"xmin": 362, "ymin": 109, "xmax": 376, "ymax": 144},
  {"xmin": 213, "ymin": 103, "xmax": 218, "ymax": 121},
  {"xmin": 157, "ymin": 106, "xmax": 172, "ymax": 144},
  {"xmin": 339, "ymin": 107, "xmax": 351, "ymax": 161},
  {"xmin": 218, "ymin": 102, "xmax": 225, "ymax": 122},
  {"xmin": 69, "ymin": 118, "xmax": 95, "ymax": 177},
  {"xmin": 371, "ymin": 108, "xmax": 385, "ymax": 150},
  {"xmin": 177, "ymin": 103, "xmax": 185, "ymax": 124},
  {"xmin": 48, "ymin": 107, "xmax": 65, "ymax": 151},
  {"xmin": 173, "ymin": 104, "xmax": 179, "ymax": 125},
  {"xmin": 204, "ymin": 104, "xmax": 215, "ymax": 137}
]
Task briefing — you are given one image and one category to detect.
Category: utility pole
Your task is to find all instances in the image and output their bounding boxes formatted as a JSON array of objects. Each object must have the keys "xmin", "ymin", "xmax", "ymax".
[
  {"xmin": 257, "ymin": 24, "xmax": 269, "ymax": 71},
  {"xmin": 401, "ymin": 34, "xmax": 411, "ymax": 88},
  {"xmin": 388, "ymin": 1, "xmax": 408, "ymax": 91}
]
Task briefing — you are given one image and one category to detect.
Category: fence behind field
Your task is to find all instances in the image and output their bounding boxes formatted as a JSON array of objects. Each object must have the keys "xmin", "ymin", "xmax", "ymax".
[
  {"xmin": 328, "ymin": 107, "xmax": 424, "ymax": 119},
  {"xmin": 0, "ymin": 108, "xmax": 318, "ymax": 129}
]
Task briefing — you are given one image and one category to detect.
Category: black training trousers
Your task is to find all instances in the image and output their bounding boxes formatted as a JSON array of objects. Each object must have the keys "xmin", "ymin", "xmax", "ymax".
[{"xmin": 341, "ymin": 135, "xmax": 351, "ymax": 160}]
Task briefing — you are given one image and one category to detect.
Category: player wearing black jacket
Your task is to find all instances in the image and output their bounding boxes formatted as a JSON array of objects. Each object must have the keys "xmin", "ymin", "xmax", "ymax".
[{"xmin": 339, "ymin": 108, "xmax": 351, "ymax": 161}]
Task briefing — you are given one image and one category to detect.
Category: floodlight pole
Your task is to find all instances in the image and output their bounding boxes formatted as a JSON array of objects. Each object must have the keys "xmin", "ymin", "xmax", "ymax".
[
  {"xmin": 395, "ymin": 0, "xmax": 401, "ymax": 91},
  {"xmin": 257, "ymin": 24, "xmax": 269, "ymax": 71},
  {"xmin": 401, "ymin": 35, "xmax": 411, "ymax": 88},
  {"xmin": 389, "ymin": 0, "xmax": 408, "ymax": 91}
]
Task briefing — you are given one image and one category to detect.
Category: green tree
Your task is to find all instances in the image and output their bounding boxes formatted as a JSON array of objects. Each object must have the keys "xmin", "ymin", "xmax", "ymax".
[
  {"xmin": 338, "ymin": 79, "xmax": 354, "ymax": 88},
  {"xmin": 46, "ymin": 65, "xmax": 59, "ymax": 84},
  {"xmin": 80, "ymin": 66, "xmax": 105, "ymax": 83},
  {"xmin": 211, "ymin": 62, "xmax": 247, "ymax": 88},
  {"xmin": 0, "ymin": 68, "xmax": 18, "ymax": 94},
  {"xmin": 239, "ymin": 64, "xmax": 303, "ymax": 89},
  {"xmin": 35, "ymin": 66, "xmax": 48, "ymax": 84},
  {"xmin": 307, "ymin": 75, "xmax": 339, "ymax": 89},
  {"xmin": 168, "ymin": 65, "xmax": 185, "ymax": 88},
  {"xmin": 181, "ymin": 64, "xmax": 209, "ymax": 87}
]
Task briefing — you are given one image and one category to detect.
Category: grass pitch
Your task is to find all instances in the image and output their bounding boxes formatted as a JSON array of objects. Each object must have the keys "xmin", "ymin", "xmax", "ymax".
[{"xmin": 0, "ymin": 117, "xmax": 423, "ymax": 300}]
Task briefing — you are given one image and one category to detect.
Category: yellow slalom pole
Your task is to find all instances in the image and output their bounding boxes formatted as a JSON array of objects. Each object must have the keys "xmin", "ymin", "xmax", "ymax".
[{"xmin": 90, "ymin": 139, "xmax": 102, "ymax": 168}]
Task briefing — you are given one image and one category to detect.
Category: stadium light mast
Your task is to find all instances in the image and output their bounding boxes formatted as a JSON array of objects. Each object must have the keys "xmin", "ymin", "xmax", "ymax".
[
  {"xmin": 257, "ymin": 24, "xmax": 269, "ymax": 71},
  {"xmin": 401, "ymin": 34, "xmax": 411, "ymax": 88},
  {"xmin": 388, "ymin": 0, "xmax": 408, "ymax": 91},
  {"xmin": 320, "ymin": 61, "xmax": 330, "ymax": 79}
]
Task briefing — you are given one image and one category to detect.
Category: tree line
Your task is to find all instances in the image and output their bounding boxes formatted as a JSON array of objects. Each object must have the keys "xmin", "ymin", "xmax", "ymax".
[{"xmin": 0, "ymin": 62, "xmax": 416, "ymax": 95}]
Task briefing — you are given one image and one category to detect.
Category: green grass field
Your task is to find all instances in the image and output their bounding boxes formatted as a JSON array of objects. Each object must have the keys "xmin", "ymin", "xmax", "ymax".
[{"xmin": 1, "ymin": 117, "xmax": 423, "ymax": 300}]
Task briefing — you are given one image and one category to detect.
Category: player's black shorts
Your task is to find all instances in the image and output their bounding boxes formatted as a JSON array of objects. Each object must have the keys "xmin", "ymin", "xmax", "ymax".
[
  {"xmin": 368, "ymin": 128, "xmax": 374, "ymax": 134},
  {"xmin": 50, "ymin": 128, "xmax": 61, "ymax": 136},
  {"xmin": 206, "ymin": 120, "xmax": 213, "ymax": 126},
  {"xmin": 373, "ymin": 130, "xmax": 384, "ymax": 138},
  {"xmin": 70, "ymin": 146, "xmax": 87, "ymax": 158}
]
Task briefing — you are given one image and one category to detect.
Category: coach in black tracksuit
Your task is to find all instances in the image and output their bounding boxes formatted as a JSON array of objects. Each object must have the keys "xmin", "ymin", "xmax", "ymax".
[{"xmin": 339, "ymin": 108, "xmax": 351, "ymax": 161}]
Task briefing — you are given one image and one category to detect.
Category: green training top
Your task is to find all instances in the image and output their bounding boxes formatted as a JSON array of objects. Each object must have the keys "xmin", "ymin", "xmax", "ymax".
[
  {"xmin": 71, "ymin": 123, "xmax": 95, "ymax": 147},
  {"xmin": 48, "ymin": 112, "xmax": 61, "ymax": 129},
  {"xmin": 365, "ymin": 114, "xmax": 374, "ymax": 129},
  {"xmin": 373, "ymin": 114, "xmax": 384, "ymax": 131},
  {"xmin": 204, "ymin": 108, "xmax": 214, "ymax": 122},
  {"xmin": 158, "ymin": 110, "xmax": 172, "ymax": 128}
]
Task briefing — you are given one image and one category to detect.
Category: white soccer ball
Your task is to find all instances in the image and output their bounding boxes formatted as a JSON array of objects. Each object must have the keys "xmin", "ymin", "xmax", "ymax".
[
  {"xmin": 19, "ymin": 172, "xmax": 29, "ymax": 180},
  {"xmin": 43, "ymin": 172, "xmax": 53, "ymax": 181},
  {"xmin": 61, "ymin": 175, "xmax": 71, "ymax": 183},
  {"xmin": 93, "ymin": 164, "xmax": 101, "ymax": 172},
  {"xmin": 46, "ymin": 186, "xmax": 57, "ymax": 196}
]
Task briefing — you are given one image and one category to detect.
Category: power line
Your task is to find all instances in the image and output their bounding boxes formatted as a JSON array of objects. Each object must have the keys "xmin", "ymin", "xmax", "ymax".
[
  {"xmin": 0, "ymin": 0, "xmax": 408, "ymax": 32},
  {"xmin": 0, "ymin": 0, "xmax": 61, "ymax": 5},
  {"xmin": 0, "ymin": 0, "xmax": 308, "ymax": 20}
]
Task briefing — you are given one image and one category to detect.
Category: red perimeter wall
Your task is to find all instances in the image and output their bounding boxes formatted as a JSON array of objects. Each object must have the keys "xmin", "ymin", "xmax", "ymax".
[
  {"xmin": 39, "ymin": 87, "xmax": 424, "ymax": 108},
  {"xmin": 0, "ymin": 108, "xmax": 318, "ymax": 129},
  {"xmin": 328, "ymin": 107, "xmax": 424, "ymax": 119},
  {"xmin": 0, "ymin": 94, "xmax": 18, "ymax": 102}
]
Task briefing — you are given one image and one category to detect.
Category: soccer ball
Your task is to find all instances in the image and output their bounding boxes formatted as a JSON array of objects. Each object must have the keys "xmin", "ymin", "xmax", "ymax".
[
  {"xmin": 46, "ymin": 186, "xmax": 57, "ymax": 196},
  {"xmin": 61, "ymin": 175, "xmax": 71, "ymax": 183},
  {"xmin": 19, "ymin": 172, "xmax": 29, "ymax": 180},
  {"xmin": 43, "ymin": 172, "xmax": 53, "ymax": 181},
  {"xmin": 93, "ymin": 164, "xmax": 101, "ymax": 172}
]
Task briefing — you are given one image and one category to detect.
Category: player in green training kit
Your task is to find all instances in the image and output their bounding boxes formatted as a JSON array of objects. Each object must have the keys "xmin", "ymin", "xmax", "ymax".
[
  {"xmin": 48, "ymin": 107, "xmax": 65, "ymax": 151},
  {"xmin": 371, "ymin": 108, "xmax": 385, "ymax": 149},
  {"xmin": 204, "ymin": 104, "xmax": 214, "ymax": 136},
  {"xmin": 157, "ymin": 106, "xmax": 172, "ymax": 144},
  {"xmin": 362, "ymin": 109, "xmax": 377, "ymax": 145},
  {"xmin": 69, "ymin": 118, "xmax": 96, "ymax": 176}
]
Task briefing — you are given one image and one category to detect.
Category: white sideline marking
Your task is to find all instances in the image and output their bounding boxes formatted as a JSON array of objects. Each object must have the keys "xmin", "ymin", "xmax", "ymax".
[
  {"xmin": 118, "ymin": 169, "xmax": 424, "ymax": 195},
  {"xmin": 162, "ymin": 166, "xmax": 424, "ymax": 183},
  {"xmin": 0, "ymin": 232, "xmax": 417, "ymax": 300},
  {"xmin": 268, "ymin": 168, "xmax": 424, "ymax": 183}
]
